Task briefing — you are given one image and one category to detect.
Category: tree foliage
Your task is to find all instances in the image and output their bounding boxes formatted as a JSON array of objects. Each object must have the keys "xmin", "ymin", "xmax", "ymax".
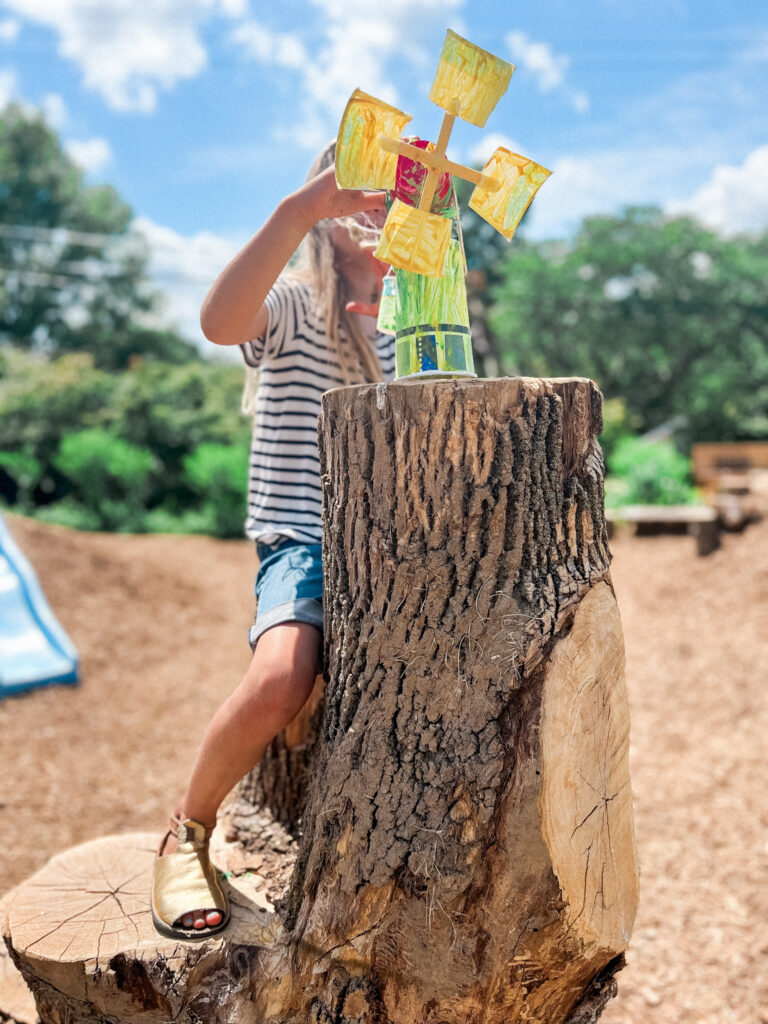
[
  {"xmin": 0, "ymin": 348, "xmax": 250, "ymax": 535},
  {"xmin": 0, "ymin": 103, "xmax": 197, "ymax": 368},
  {"xmin": 605, "ymin": 436, "xmax": 701, "ymax": 508},
  {"xmin": 490, "ymin": 207, "xmax": 768, "ymax": 442}
]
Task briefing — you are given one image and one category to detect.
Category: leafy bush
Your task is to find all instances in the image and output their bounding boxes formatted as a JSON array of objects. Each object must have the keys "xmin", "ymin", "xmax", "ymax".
[
  {"xmin": 0, "ymin": 448, "xmax": 41, "ymax": 507},
  {"xmin": 599, "ymin": 397, "xmax": 640, "ymax": 463},
  {"xmin": 182, "ymin": 442, "xmax": 249, "ymax": 538},
  {"xmin": 142, "ymin": 506, "xmax": 218, "ymax": 535},
  {"xmin": 0, "ymin": 348, "xmax": 251, "ymax": 536},
  {"xmin": 605, "ymin": 436, "xmax": 701, "ymax": 508},
  {"xmin": 33, "ymin": 499, "xmax": 102, "ymax": 532},
  {"xmin": 53, "ymin": 428, "xmax": 158, "ymax": 531}
]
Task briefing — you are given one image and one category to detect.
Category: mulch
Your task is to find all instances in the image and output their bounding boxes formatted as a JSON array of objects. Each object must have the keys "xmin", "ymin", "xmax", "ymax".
[{"xmin": 1, "ymin": 510, "xmax": 767, "ymax": 1024}]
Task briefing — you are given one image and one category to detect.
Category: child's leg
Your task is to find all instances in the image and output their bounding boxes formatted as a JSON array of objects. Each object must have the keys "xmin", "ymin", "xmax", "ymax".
[{"xmin": 159, "ymin": 620, "xmax": 320, "ymax": 929}]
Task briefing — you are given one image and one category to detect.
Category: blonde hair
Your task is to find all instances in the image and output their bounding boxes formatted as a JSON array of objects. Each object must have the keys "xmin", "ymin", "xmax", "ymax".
[
  {"xmin": 302, "ymin": 140, "xmax": 383, "ymax": 386},
  {"xmin": 242, "ymin": 141, "xmax": 384, "ymax": 414}
]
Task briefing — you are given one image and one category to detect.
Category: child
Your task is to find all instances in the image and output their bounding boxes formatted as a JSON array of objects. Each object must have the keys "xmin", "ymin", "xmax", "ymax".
[{"xmin": 151, "ymin": 142, "xmax": 394, "ymax": 939}]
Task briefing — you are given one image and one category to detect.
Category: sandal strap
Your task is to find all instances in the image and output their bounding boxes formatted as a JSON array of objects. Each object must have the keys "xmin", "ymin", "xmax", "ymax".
[
  {"xmin": 170, "ymin": 813, "xmax": 215, "ymax": 846},
  {"xmin": 158, "ymin": 813, "xmax": 215, "ymax": 855}
]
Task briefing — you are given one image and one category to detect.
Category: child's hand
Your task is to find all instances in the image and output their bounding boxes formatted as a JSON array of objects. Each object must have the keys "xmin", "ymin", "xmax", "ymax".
[{"xmin": 297, "ymin": 166, "xmax": 386, "ymax": 225}]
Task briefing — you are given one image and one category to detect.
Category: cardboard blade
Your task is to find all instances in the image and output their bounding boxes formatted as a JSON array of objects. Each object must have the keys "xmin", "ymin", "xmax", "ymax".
[
  {"xmin": 429, "ymin": 30, "xmax": 514, "ymax": 128},
  {"xmin": 335, "ymin": 89, "xmax": 412, "ymax": 190},
  {"xmin": 374, "ymin": 200, "xmax": 452, "ymax": 277},
  {"xmin": 469, "ymin": 147, "xmax": 551, "ymax": 240}
]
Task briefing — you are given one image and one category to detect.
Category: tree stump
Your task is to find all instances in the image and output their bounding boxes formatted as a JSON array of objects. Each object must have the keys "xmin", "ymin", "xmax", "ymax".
[{"xmin": 2, "ymin": 377, "xmax": 639, "ymax": 1024}]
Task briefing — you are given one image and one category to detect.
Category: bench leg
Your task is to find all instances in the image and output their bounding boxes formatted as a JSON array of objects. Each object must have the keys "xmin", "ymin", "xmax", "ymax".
[{"xmin": 692, "ymin": 519, "xmax": 720, "ymax": 556}]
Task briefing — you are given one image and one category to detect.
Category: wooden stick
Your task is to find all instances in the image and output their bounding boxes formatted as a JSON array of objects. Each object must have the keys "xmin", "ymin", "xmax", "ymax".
[
  {"xmin": 378, "ymin": 136, "xmax": 501, "ymax": 193},
  {"xmin": 419, "ymin": 111, "xmax": 455, "ymax": 212}
]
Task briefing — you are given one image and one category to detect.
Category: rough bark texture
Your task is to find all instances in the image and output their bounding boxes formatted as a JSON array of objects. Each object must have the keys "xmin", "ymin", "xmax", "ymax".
[{"xmin": 3, "ymin": 377, "xmax": 638, "ymax": 1024}]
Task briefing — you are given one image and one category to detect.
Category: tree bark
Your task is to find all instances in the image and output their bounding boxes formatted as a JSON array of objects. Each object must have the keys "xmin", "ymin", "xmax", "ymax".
[{"xmin": 2, "ymin": 377, "xmax": 638, "ymax": 1024}]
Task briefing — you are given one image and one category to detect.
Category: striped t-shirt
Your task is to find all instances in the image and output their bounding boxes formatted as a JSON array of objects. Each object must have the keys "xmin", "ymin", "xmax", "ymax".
[{"xmin": 240, "ymin": 276, "xmax": 396, "ymax": 544}]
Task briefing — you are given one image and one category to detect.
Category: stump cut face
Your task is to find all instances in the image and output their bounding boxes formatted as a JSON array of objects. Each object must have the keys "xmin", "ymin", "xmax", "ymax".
[{"xmin": 539, "ymin": 583, "xmax": 639, "ymax": 954}]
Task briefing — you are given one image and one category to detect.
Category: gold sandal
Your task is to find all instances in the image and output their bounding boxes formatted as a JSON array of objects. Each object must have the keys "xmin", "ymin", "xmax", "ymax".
[{"xmin": 151, "ymin": 814, "xmax": 230, "ymax": 941}]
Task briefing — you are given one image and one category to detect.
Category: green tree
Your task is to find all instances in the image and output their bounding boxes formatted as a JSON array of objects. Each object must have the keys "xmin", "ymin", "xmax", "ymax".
[
  {"xmin": 0, "ymin": 348, "xmax": 250, "ymax": 535},
  {"xmin": 0, "ymin": 103, "xmax": 197, "ymax": 368},
  {"xmin": 53, "ymin": 428, "xmax": 158, "ymax": 531},
  {"xmin": 490, "ymin": 207, "xmax": 768, "ymax": 442}
]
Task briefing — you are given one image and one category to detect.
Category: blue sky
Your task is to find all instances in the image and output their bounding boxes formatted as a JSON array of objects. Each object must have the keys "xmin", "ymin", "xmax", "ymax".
[{"xmin": 1, "ymin": 0, "xmax": 767, "ymax": 346}]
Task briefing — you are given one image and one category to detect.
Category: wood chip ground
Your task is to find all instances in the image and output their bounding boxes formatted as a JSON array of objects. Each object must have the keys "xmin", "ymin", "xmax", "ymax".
[{"xmin": 1, "ymin": 510, "xmax": 766, "ymax": 1024}]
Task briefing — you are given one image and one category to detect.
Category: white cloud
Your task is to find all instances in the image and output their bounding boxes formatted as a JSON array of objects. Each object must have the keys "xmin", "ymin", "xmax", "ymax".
[
  {"xmin": 42, "ymin": 92, "xmax": 67, "ymax": 128},
  {"xmin": 506, "ymin": 31, "xmax": 567, "ymax": 92},
  {"xmin": 0, "ymin": 86, "xmax": 112, "ymax": 177},
  {"xmin": 523, "ymin": 147, "xmax": 680, "ymax": 239},
  {"xmin": 229, "ymin": 21, "xmax": 307, "ymax": 69},
  {"xmin": 217, "ymin": 0, "xmax": 247, "ymax": 14},
  {"xmin": 133, "ymin": 215, "xmax": 244, "ymax": 354},
  {"xmin": 0, "ymin": 17, "xmax": 20, "ymax": 42},
  {"xmin": 230, "ymin": 1, "xmax": 463, "ymax": 150},
  {"xmin": 0, "ymin": 68, "xmax": 16, "ymax": 107},
  {"xmin": 468, "ymin": 132, "xmax": 523, "ymax": 167},
  {"xmin": 505, "ymin": 30, "xmax": 589, "ymax": 114},
  {"xmin": 65, "ymin": 136, "xmax": 112, "ymax": 174},
  {"xmin": 690, "ymin": 251, "xmax": 712, "ymax": 279},
  {"xmin": 509, "ymin": 121, "xmax": 768, "ymax": 240},
  {"xmin": 572, "ymin": 90, "xmax": 590, "ymax": 114},
  {"xmin": 2, "ymin": 0, "xmax": 242, "ymax": 112},
  {"xmin": 665, "ymin": 145, "xmax": 768, "ymax": 237}
]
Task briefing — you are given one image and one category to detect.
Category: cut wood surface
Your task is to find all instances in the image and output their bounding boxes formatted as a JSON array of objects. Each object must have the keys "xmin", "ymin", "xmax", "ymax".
[
  {"xmin": 4, "ymin": 834, "xmax": 283, "ymax": 1022},
  {"xmin": 3, "ymin": 377, "xmax": 638, "ymax": 1024},
  {"xmin": 539, "ymin": 583, "xmax": 637, "ymax": 955}
]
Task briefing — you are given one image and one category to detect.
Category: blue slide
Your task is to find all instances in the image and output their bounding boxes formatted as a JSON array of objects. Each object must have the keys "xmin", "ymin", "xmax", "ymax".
[{"xmin": 0, "ymin": 513, "xmax": 79, "ymax": 697}]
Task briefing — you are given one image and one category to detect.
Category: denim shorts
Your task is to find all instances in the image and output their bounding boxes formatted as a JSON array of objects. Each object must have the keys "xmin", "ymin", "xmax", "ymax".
[{"xmin": 248, "ymin": 538, "xmax": 324, "ymax": 650}]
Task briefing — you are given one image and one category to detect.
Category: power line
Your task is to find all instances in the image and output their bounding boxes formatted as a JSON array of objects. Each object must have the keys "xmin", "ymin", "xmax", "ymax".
[
  {"xmin": 0, "ymin": 223, "xmax": 218, "ymax": 286},
  {"xmin": 0, "ymin": 222, "xmax": 138, "ymax": 247},
  {"xmin": 0, "ymin": 269, "xmax": 71, "ymax": 288},
  {"xmin": 0, "ymin": 260, "xmax": 126, "ymax": 281}
]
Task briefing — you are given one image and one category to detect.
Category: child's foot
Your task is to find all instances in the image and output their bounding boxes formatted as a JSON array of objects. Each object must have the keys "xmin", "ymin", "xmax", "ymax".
[
  {"xmin": 151, "ymin": 814, "xmax": 229, "ymax": 939},
  {"xmin": 158, "ymin": 829, "xmax": 224, "ymax": 930}
]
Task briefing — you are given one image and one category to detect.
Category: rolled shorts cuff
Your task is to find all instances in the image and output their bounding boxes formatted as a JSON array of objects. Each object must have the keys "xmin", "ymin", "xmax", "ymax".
[{"xmin": 248, "ymin": 597, "xmax": 323, "ymax": 650}]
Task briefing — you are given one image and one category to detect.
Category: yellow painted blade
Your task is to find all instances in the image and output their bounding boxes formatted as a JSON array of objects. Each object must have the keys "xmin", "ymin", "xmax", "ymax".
[
  {"xmin": 428, "ymin": 30, "xmax": 514, "ymax": 128},
  {"xmin": 374, "ymin": 200, "xmax": 452, "ymax": 277},
  {"xmin": 335, "ymin": 89, "xmax": 412, "ymax": 190},
  {"xmin": 469, "ymin": 148, "xmax": 551, "ymax": 240}
]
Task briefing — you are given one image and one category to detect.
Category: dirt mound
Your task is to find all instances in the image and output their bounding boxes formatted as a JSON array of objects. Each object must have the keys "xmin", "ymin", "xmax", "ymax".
[{"xmin": 2, "ymin": 512, "xmax": 767, "ymax": 1023}]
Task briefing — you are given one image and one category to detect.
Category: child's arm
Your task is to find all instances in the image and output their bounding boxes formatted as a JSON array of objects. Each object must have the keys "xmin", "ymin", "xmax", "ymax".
[{"xmin": 201, "ymin": 166, "xmax": 384, "ymax": 347}]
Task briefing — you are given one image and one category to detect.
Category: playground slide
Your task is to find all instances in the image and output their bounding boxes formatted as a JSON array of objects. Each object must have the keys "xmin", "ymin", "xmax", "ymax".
[{"xmin": 0, "ymin": 514, "xmax": 79, "ymax": 697}]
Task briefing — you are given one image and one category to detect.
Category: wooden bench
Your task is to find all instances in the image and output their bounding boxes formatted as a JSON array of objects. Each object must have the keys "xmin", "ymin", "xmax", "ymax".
[
  {"xmin": 607, "ymin": 504, "xmax": 720, "ymax": 556},
  {"xmin": 691, "ymin": 442, "xmax": 768, "ymax": 489}
]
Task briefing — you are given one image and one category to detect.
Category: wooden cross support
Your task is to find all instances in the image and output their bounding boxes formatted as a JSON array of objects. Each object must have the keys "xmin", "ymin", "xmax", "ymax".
[{"xmin": 377, "ymin": 132, "xmax": 502, "ymax": 194}]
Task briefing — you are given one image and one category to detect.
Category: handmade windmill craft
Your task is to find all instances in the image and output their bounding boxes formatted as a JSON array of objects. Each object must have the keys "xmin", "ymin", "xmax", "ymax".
[{"xmin": 335, "ymin": 29, "xmax": 551, "ymax": 380}]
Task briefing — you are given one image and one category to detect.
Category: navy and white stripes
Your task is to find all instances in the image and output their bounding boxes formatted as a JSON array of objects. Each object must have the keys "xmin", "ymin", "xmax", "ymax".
[{"xmin": 240, "ymin": 276, "xmax": 395, "ymax": 544}]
